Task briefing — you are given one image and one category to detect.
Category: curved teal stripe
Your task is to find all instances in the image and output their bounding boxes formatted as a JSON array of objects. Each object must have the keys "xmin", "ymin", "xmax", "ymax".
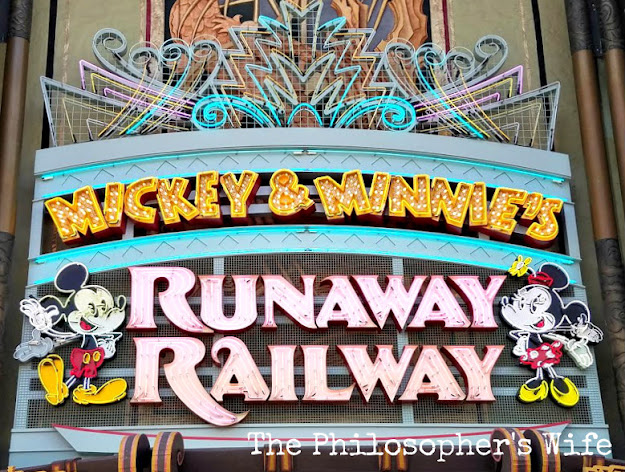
[{"xmin": 31, "ymin": 225, "xmax": 576, "ymax": 286}]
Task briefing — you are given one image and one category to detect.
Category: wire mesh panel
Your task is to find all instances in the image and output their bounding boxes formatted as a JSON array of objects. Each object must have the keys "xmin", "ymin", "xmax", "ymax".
[{"xmin": 14, "ymin": 253, "xmax": 601, "ymax": 430}]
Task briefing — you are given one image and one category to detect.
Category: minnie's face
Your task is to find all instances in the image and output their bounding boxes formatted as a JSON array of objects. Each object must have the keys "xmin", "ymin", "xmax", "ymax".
[
  {"xmin": 67, "ymin": 287, "xmax": 125, "ymax": 335},
  {"xmin": 501, "ymin": 285, "xmax": 556, "ymax": 333}
]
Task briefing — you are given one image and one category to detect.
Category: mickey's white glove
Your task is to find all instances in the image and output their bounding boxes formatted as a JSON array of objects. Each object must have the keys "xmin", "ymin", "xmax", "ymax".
[
  {"xmin": 20, "ymin": 298, "xmax": 58, "ymax": 332},
  {"xmin": 97, "ymin": 337, "xmax": 117, "ymax": 358}
]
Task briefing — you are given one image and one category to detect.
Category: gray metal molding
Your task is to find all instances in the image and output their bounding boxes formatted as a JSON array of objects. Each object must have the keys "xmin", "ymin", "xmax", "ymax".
[
  {"xmin": 27, "ymin": 225, "xmax": 580, "ymax": 286},
  {"xmin": 34, "ymin": 129, "xmax": 572, "ymax": 178}
]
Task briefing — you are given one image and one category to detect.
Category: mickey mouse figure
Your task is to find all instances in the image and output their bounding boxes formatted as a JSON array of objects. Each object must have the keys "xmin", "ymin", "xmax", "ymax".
[
  {"xmin": 15, "ymin": 262, "xmax": 127, "ymax": 406},
  {"xmin": 500, "ymin": 262, "xmax": 603, "ymax": 407}
]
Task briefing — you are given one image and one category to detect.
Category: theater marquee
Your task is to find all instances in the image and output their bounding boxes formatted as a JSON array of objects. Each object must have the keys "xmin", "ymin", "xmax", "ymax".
[{"xmin": 8, "ymin": 0, "xmax": 610, "ymax": 464}]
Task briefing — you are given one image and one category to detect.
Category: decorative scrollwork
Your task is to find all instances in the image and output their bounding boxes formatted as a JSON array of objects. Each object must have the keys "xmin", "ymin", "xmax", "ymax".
[
  {"xmin": 335, "ymin": 96, "xmax": 417, "ymax": 131},
  {"xmin": 192, "ymin": 94, "xmax": 277, "ymax": 129}
]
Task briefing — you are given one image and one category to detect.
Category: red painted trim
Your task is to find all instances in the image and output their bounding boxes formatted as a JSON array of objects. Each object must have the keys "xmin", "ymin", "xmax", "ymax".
[
  {"xmin": 53, "ymin": 421, "xmax": 570, "ymax": 443},
  {"xmin": 146, "ymin": 0, "xmax": 152, "ymax": 43},
  {"xmin": 442, "ymin": 0, "xmax": 450, "ymax": 52}
]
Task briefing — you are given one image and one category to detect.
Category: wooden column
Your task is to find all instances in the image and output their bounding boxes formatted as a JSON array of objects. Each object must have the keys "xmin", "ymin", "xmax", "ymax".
[
  {"xmin": 565, "ymin": 0, "xmax": 625, "ymax": 432},
  {"xmin": 0, "ymin": 0, "xmax": 32, "ymax": 363}
]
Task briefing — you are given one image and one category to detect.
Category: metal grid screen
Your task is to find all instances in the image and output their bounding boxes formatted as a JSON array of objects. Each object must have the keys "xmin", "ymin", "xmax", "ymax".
[{"xmin": 14, "ymin": 253, "xmax": 600, "ymax": 429}]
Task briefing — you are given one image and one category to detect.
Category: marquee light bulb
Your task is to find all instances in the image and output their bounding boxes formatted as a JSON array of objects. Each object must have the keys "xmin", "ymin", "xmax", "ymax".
[
  {"xmin": 430, "ymin": 178, "xmax": 473, "ymax": 233},
  {"xmin": 520, "ymin": 192, "xmax": 543, "ymax": 222},
  {"xmin": 156, "ymin": 177, "xmax": 200, "ymax": 225},
  {"xmin": 468, "ymin": 182, "xmax": 488, "ymax": 227},
  {"xmin": 388, "ymin": 174, "xmax": 431, "ymax": 219},
  {"xmin": 314, "ymin": 170, "xmax": 372, "ymax": 220},
  {"xmin": 124, "ymin": 177, "xmax": 159, "ymax": 228},
  {"xmin": 368, "ymin": 172, "xmax": 391, "ymax": 216},
  {"xmin": 525, "ymin": 198, "xmax": 564, "ymax": 245},
  {"xmin": 195, "ymin": 171, "xmax": 222, "ymax": 223},
  {"xmin": 103, "ymin": 182, "xmax": 125, "ymax": 231},
  {"xmin": 220, "ymin": 171, "xmax": 259, "ymax": 220},
  {"xmin": 269, "ymin": 169, "xmax": 315, "ymax": 217},
  {"xmin": 45, "ymin": 186, "xmax": 108, "ymax": 242},
  {"xmin": 485, "ymin": 187, "xmax": 528, "ymax": 240}
]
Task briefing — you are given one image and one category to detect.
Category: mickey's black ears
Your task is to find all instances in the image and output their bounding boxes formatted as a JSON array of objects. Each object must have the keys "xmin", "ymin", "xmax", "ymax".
[
  {"xmin": 54, "ymin": 263, "xmax": 89, "ymax": 292},
  {"xmin": 539, "ymin": 263, "xmax": 569, "ymax": 291}
]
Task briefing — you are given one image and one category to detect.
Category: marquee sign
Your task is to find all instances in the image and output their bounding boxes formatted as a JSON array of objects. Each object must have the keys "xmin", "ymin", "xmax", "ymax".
[
  {"xmin": 45, "ymin": 170, "xmax": 564, "ymax": 248},
  {"xmin": 8, "ymin": 0, "xmax": 610, "ymax": 464},
  {"xmin": 14, "ymin": 257, "xmax": 602, "ymax": 427}
]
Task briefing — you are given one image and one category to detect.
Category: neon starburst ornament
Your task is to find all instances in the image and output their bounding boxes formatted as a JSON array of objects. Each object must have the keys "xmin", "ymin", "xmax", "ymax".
[{"xmin": 190, "ymin": 0, "xmax": 416, "ymax": 130}]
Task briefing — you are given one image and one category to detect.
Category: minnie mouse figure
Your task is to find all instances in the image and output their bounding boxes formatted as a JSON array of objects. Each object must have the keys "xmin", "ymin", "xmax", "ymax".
[
  {"xmin": 14, "ymin": 262, "xmax": 127, "ymax": 406},
  {"xmin": 500, "ymin": 262, "xmax": 603, "ymax": 407}
]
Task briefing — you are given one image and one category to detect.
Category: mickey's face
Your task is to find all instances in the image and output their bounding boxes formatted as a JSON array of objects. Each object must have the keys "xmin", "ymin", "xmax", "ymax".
[
  {"xmin": 501, "ymin": 285, "xmax": 557, "ymax": 333},
  {"xmin": 67, "ymin": 287, "xmax": 125, "ymax": 335}
]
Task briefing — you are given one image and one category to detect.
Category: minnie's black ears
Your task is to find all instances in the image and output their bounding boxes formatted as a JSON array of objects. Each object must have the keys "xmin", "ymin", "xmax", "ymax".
[
  {"xmin": 538, "ymin": 263, "xmax": 569, "ymax": 291},
  {"xmin": 54, "ymin": 263, "xmax": 89, "ymax": 292},
  {"xmin": 562, "ymin": 300, "xmax": 590, "ymax": 324}
]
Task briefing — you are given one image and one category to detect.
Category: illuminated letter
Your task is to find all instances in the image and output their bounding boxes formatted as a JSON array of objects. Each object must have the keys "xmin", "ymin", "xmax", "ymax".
[
  {"xmin": 262, "ymin": 275, "xmax": 316, "ymax": 330},
  {"xmin": 45, "ymin": 186, "xmax": 108, "ymax": 242},
  {"xmin": 399, "ymin": 346, "xmax": 465, "ymax": 401},
  {"xmin": 448, "ymin": 275, "xmax": 506, "ymax": 329},
  {"xmin": 195, "ymin": 171, "xmax": 222, "ymax": 223},
  {"xmin": 124, "ymin": 177, "xmax": 158, "ymax": 228},
  {"xmin": 469, "ymin": 182, "xmax": 488, "ymax": 227},
  {"xmin": 128, "ymin": 266, "xmax": 211, "ymax": 333},
  {"xmin": 484, "ymin": 188, "xmax": 528, "ymax": 240},
  {"xmin": 525, "ymin": 198, "xmax": 564, "ymax": 246},
  {"xmin": 430, "ymin": 178, "xmax": 473, "ymax": 233},
  {"xmin": 339, "ymin": 345, "xmax": 416, "ymax": 401},
  {"xmin": 368, "ymin": 172, "xmax": 391, "ymax": 217},
  {"xmin": 353, "ymin": 275, "xmax": 426, "ymax": 329},
  {"xmin": 220, "ymin": 171, "xmax": 259, "ymax": 219},
  {"xmin": 314, "ymin": 170, "xmax": 371, "ymax": 220},
  {"xmin": 317, "ymin": 276, "xmax": 377, "ymax": 329},
  {"xmin": 388, "ymin": 175, "xmax": 431, "ymax": 219},
  {"xmin": 269, "ymin": 169, "xmax": 314, "ymax": 217},
  {"xmin": 520, "ymin": 192, "xmax": 543, "ymax": 222},
  {"xmin": 103, "ymin": 182, "xmax": 125, "ymax": 232},
  {"xmin": 199, "ymin": 275, "xmax": 258, "ymax": 332},
  {"xmin": 131, "ymin": 337, "xmax": 246, "ymax": 426},
  {"xmin": 157, "ymin": 177, "xmax": 199, "ymax": 225},
  {"xmin": 302, "ymin": 345, "xmax": 354, "ymax": 401},
  {"xmin": 408, "ymin": 276, "xmax": 470, "ymax": 329},
  {"xmin": 268, "ymin": 345, "xmax": 298, "ymax": 401},
  {"xmin": 444, "ymin": 345, "xmax": 504, "ymax": 401},
  {"xmin": 211, "ymin": 337, "xmax": 269, "ymax": 402}
]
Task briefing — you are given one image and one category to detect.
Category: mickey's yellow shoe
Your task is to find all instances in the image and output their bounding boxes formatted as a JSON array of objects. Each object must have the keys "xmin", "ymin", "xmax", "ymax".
[
  {"xmin": 73, "ymin": 379, "xmax": 127, "ymax": 405},
  {"xmin": 550, "ymin": 378, "xmax": 579, "ymax": 408},
  {"xmin": 38, "ymin": 355, "xmax": 69, "ymax": 406},
  {"xmin": 518, "ymin": 380, "xmax": 549, "ymax": 403}
]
